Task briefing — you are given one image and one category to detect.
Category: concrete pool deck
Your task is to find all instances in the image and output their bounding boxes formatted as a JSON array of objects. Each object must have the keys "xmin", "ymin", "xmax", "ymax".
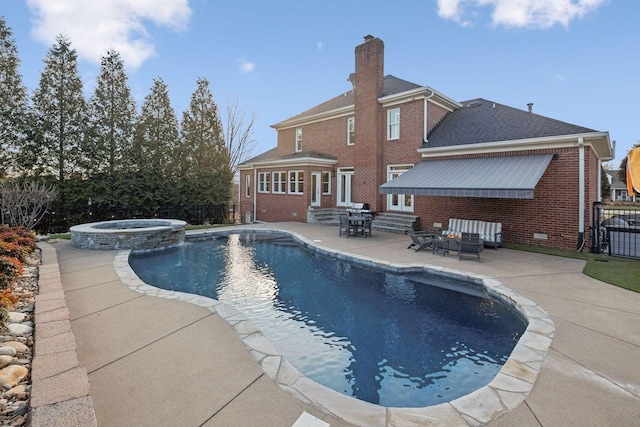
[{"xmin": 38, "ymin": 222, "xmax": 640, "ymax": 426}]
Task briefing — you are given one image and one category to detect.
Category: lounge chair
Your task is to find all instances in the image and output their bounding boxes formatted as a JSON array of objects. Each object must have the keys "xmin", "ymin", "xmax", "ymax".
[
  {"xmin": 406, "ymin": 230, "xmax": 434, "ymax": 252},
  {"xmin": 457, "ymin": 232, "xmax": 483, "ymax": 261}
]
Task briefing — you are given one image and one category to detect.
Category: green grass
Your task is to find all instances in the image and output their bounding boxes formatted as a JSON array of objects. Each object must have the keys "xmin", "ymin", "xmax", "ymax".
[
  {"xmin": 185, "ymin": 224, "xmax": 232, "ymax": 230},
  {"xmin": 504, "ymin": 243, "xmax": 640, "ymax": 293},
  {"xmin": 48, "ymin": 233, "xmax": 71, "ymax": 240}
]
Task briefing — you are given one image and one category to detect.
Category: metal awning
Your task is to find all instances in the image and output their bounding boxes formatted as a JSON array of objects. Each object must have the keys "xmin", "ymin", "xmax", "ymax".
[{"xmin": 379, "ymin": 154, "xmax": 553, "ymax": 199}]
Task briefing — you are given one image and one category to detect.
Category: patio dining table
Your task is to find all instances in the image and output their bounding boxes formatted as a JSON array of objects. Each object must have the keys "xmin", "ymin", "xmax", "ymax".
[{"xmin": 348, "ymin": 215, "xmax": 368, "ymax": 236}]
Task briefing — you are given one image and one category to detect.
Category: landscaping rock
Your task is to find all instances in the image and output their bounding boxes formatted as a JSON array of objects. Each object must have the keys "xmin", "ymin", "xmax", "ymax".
[{"xmin": 0, "ymin": 366, "xmax": 28, "ymax": 389}]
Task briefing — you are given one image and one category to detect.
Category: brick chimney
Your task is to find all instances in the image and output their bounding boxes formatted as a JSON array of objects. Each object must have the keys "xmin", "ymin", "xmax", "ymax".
[
  {"xmin": 353, "ymin": 35, "xmax": 384, "ymax": 211},
  {"xmin": 355, "ymin": 35, "xmax": 384, "ymax": 100}
]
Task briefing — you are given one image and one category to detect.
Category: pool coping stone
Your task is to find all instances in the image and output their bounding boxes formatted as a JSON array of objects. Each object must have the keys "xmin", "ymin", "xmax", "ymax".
[{"xmin": 112, "ymin": 227, "xmax": 555, "ymax": 427}]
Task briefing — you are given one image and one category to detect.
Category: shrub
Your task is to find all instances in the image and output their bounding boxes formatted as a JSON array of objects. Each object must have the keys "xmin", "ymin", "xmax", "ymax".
[
  {"xmin": 0, "ymin": 226, "xmax": 36, "ymax": 262},
  {"xmin": 0, "ymin": 256, "xmax": 23, "ymax": 290},
  {"xmin": 0, "ymin": 289, "xmax": 17, "ymax": 309}
]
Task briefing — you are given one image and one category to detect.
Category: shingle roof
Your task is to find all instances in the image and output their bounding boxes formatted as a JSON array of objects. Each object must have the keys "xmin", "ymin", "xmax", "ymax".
[
  {"xmin": 273, "ymin": 75, "xmax": 421, "ymax": 127},
  {"xmin": 425, "ymin": 98, "xmax": 598, "ymax": 148},
  {"xmin": 608, "ymin": 169, "xmax": 627, "ymax": 190},
  {"xmin": 240, "ymin": 148, "xmax": 337, "ymax": 166}
]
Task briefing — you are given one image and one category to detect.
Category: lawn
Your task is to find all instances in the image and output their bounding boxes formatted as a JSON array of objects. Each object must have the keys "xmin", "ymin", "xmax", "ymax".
[{"xmin": 504, "ymin": 243, "xmax": 640, "ymax": 293}]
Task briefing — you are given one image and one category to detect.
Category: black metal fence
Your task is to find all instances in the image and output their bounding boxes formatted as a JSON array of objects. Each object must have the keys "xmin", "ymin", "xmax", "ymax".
[
  {"xmin": 592, "ymin": 203, "xmax": 640, "ymax": 258},
  {"xmin": 37, "ymin": 203, "xmax": 236, "ymax": 234}
]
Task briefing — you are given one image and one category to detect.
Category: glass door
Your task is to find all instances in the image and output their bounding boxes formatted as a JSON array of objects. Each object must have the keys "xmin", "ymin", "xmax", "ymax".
[
  {"xmin": 337, "ymin": 167, "xmax": 354, "ymax": 207},
  {"xmin": 311, "ymin": 172, "xmax": 321, "ymax": 207},
  {"xmin": 387, "ymin": 165, "xmax": 413, "ymax": 212}
]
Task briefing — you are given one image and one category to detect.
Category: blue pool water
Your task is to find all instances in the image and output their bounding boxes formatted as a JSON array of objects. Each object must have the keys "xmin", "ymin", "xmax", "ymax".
[{"xmin": 129, "ymin": 232, "xmax": 527, "ymax": 407}]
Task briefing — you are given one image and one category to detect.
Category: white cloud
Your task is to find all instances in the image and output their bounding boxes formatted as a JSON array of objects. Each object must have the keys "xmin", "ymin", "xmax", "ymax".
[
  {"xmin": 553, "ymin": 72, "xmax": 567, "ymax": 81},
  {"xmin": 437, "ymin": 0, "xmax": 608, "ymax": 29},
  {"xmin": 239, "ymin": 59, "xmax": 255, "ymax": 74},
  {"xmin": 25, "ymin": 0, "xmax": 191, "ymax": 70},
  {"xmin": 317, "ymin": 41, "xmax": 323, "ymax": 51}
]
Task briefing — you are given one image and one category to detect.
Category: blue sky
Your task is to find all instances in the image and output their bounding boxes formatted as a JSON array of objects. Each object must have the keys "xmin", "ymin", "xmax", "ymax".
[{"xmin": 2, "ymin": 0, "xmax": 638, "ymax": 168}]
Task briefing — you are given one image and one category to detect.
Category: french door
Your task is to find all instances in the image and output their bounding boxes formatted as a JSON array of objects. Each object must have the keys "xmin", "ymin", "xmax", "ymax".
[
  {"xmin": 311, "ymin": 172, "xmax": 321, "ymax": 207},
  {"xmin": 337, "ymin": 167, "xmax": 354, "ymax": 207},
  {"xmin": 387, "ymin": 165, "xmax": 413, "ymax": 212}
]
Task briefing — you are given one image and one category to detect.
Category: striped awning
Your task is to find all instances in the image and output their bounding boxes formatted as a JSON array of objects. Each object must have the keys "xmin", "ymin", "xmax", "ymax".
[{"xmin": 379, "ymin": 154, "xmax": 553, "ymax": 199}]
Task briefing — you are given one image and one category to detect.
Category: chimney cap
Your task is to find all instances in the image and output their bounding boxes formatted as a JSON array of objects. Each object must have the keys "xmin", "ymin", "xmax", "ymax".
[
  {"xmin": 363, "ymin": 35, "xmax": 375, "ymax": 42},
  {"xmin": 527, "ymin": 102, "xmax": 534, "ymax": 112}
]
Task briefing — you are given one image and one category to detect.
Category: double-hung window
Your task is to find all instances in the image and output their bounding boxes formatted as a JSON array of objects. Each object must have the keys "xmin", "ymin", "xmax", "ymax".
[
  {"xmin": 387, "ymin": 108, "xmax": 400, "ymax": 140},
  {"xmin": 347, "ymin": 117, "xmax": 355, "ymax": 145},
  {"xmin": 321, "ymin": 171, "xmax": 331, "ymax": 195},
  {"xmin": 244, "ymin": 174, "xmax": 250, "ymax": 198},
  {"xmin": 288, "ymin": 171, "xmax": 304, "ymax": 194},
  {"xmin": 257, "ymin": 172, "xmax": 270, "ymax": 193},
  {"xmin": 295, "ymin": 128, "xmax": 303, "ymax": 152},
  {"xmin": 272, "ymin": 171, "xmax": 286, "ymax": 194}
]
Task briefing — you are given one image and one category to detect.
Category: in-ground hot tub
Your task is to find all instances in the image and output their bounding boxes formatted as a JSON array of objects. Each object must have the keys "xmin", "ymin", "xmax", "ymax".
[{"xmin": 70, "ymin": 219, "xmax": 186, "ymax": 250}]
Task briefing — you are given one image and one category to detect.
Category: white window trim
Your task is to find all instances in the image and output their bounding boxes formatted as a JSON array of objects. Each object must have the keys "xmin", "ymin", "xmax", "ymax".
[
  {"xmin": 244, "ymin": 174, "xmax": 250, "ymax": 198},
  {"xmin": 387, "ymin": 108, "xmax": 400, "ymax": 140},
  {"xmin": 337, "ymin": 167, "xmax": 354, "ymax": 207},
  {"xmin": 272, "ymin": 171, "xmax": 286, "ymax": 194},
  {"xmin": 347, "ymin": 117, "xmax": 355, "ymax": 146},
  {"xmin": 288, "ymin": 170, "xmax": 304, "ymax": 195},
  {"xmin": 322, "ymin": 171, "xmax": 331, "ymax": 195},
  {"xmin": 295, "ymin": 128, "xmax": 302, "ymax": 152},
  {"xmin": 257, "ymin": 172, "xmax": 270, "ymax": 193},
  {"xmin": 387, "ymin": 164, "xmax": 414, "ymax": 213}
]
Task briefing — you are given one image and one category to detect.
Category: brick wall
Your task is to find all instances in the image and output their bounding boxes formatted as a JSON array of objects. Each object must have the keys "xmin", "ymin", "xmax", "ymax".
[{"xmin": 412, "ymin": 147, "xmax": 597, "ymax": 250}]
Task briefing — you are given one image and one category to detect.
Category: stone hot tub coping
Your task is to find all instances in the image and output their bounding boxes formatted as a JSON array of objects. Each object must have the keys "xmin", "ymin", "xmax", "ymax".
[{"xmin": 70, "ymin": 219, "xmax": 186, "ymax": 251}]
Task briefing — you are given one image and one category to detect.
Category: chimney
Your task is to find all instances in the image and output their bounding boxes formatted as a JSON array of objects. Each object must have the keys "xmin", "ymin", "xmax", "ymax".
[
  {"xmin": 527, "ymin": 102, "xmax": 534, "ymax": 113},
  {"xmin": 354, "ymin": 35, "xmax": 384, "ymax": 97}
]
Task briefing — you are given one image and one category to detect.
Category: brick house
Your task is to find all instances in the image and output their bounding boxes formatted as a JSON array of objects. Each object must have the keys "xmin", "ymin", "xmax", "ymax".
[{"xmin": 238, "ymin": 35, "xmax": 613, "ymax": 250}]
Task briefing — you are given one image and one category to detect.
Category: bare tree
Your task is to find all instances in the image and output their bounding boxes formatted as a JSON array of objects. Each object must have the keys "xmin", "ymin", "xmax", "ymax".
[
  {"xmin": 1, "ymin": 181, "xmax": 57, "ymax": 230},
  {"xmin": 223, "ymin": 96, "xmax": 257, "ymax": 174}
]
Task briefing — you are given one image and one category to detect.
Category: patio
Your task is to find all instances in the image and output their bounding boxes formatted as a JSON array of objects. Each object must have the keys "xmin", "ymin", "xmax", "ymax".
[{"xmin": 35, "ymin": 222, "xmax": 640, "ymax": 426}]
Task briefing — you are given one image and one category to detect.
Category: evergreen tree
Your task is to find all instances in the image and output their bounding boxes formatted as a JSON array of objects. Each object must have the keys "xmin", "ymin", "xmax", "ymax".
[
  {"xmin": 0, "ymin": 17, "xmax": 30, "ymax": 178},
  {"xmin": 131, "ymin": 77, "xmax": 179, "ymax": 204},
  {"xmin": 31, "ymin": 35, "xmax": 87, "ymax": 187},
  {"xmin": 181, "ymin": 77, "xmax": 232, "ymax": 204},
  {"xmin": 87, "ymin": 50, "xmax": 136, "ymax": 177}
]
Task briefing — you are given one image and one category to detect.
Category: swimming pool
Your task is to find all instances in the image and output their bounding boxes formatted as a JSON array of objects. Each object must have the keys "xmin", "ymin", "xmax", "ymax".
[{"xmin": 129, "ymin": 231, "xmax": 527, "ymax": 408}]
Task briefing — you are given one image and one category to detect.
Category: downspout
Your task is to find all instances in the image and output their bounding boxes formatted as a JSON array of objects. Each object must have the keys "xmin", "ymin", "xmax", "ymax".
[
  {"xmin": 253, "ymin": 167, "xmax": 257, "ymax": 223},
  {"xmin": 597, "ymin": 159, "xmax": 602, "ymax": 202},
  {"xmin": 423, "ymin": 89, "xmax": 436, "ymax": 142},
  {"xmin": 577, "ymin": 137, "xmax": 585, "ymax": 251},
  {"xmin": 237, "ymin": 172, "xmax": 241, "ymax": 224}
]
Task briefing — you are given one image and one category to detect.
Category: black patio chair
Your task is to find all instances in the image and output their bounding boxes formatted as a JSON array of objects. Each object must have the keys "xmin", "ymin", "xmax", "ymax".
[
  {"xmin": 457, "ymin": 232, "xmax": 483, "ymax": 261},
  {"xmin": 339, "ymin": 214, "xmax": 353, "ymax": 237},
  {"xmin": 360, "ymin": 214, "xmax": 373, "ymax": 237}
]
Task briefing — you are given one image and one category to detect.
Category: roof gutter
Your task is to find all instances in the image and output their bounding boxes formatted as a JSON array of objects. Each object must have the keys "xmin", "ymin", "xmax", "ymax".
[
  {"xmin": 423, "ymin": 89, "xmax": 435, "ymax": 143},
  {"xmin": 418, "ymin": 132, "xmax": 613, "ymax": 160},
  {"xmin": 237, "ymin": 156, "xmax": 338, "ymax": 170}
]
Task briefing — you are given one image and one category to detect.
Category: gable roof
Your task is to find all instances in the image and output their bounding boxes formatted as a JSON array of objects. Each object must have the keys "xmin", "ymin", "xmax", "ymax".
[
  {"xmin": 608, "ymin": 169, "xmax": 627, "ymax": 190},
  {"xmin": 425, "ymin": 98, "xmax": 598, "ymax": 148},
  {"xmin": 271, "ymin": 75, "xmax": 421, "ymax": 128}
]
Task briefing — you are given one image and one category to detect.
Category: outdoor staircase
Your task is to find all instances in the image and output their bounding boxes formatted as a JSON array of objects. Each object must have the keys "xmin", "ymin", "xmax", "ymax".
[
  {"xmin": 372, "ymin": 212, "xmax": 420, "ymax": 234},
  {"xmin": 307, "ymin": 208, "xmax": 419, "ymax": 234},
  {"xmin": 307, "ymin": 208, "xmax": 343, "ymax": 226}
]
